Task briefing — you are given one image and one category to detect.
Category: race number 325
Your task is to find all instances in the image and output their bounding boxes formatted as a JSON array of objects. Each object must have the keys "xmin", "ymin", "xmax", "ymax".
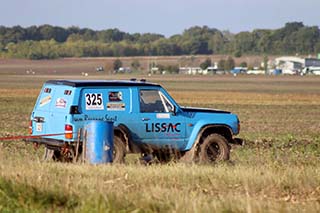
[{"xmin": 85, "ymin": 93, "xmax": 104, "ymax": 110}]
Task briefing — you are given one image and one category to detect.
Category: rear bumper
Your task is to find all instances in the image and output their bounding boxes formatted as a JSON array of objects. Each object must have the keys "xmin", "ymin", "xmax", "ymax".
[{"xmin": 24, "ymin": 137, "xmax": 77, "ymax": 147}]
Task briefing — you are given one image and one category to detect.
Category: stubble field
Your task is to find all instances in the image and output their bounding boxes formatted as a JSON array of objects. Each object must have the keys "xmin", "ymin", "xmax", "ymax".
[{"xmin": 0, "ymin": 72, "xmax": 319, "ymax": 212}]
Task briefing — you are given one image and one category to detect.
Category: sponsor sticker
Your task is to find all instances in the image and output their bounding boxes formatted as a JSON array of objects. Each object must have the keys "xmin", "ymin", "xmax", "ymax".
[
  {"xmin": 85, "ymin": 93, "xmax": 104, "ymax": 110},
  {"xmin": 39, "ymin": 96, "xmax": 51, "ymax": 107},
  {"xmin": 36, "ymin": 123, "xmax": 42, "ymax": 132},
  {"xmin": 107, "ymin": 103, "xmax": 125, "ymax": 111},
  {"xmin": 145, "ymin": 123, "xmax": 181, "ymax": 133},
  {"xmin": 56, "ymin": 98, "xmax": 67, "ymax": 108},
  {"xmin": 156, "ymin": 113, "xmax": 170, "ymax": 119},
  {"xmin": 109, "ymin": 91, "xmax": 122, "ymax": 102}
]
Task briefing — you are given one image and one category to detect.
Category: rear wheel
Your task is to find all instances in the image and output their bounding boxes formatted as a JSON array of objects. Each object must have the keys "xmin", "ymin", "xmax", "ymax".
[
  {"xmin": 113, "ymin": 135, "xmax": 126, "ymax": 163},
  {"xmin": 43, "ymin": 135, "xmax": 126, "ymax": 163},
  {"xmin": 198, "ymin": 134, "xmax": 230, "ymax": 163},
  {"xmin": 43, "ymin": 147, "xmax": 76, "ymax": 163}
]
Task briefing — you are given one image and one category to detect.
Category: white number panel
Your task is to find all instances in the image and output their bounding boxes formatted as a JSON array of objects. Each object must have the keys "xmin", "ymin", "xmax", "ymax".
[{"xmin": 85, "ymin": 93, "xmax": 104, "ymax": 110}]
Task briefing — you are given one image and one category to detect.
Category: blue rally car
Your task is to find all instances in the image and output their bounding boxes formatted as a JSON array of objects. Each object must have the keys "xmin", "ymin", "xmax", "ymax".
[{"xmin": 28, "ymin": 79, "xmax": 242, "ymax": 163}]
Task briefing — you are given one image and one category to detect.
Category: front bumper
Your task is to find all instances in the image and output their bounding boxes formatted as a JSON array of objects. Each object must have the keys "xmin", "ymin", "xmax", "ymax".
[{"xmin": 230, "ymin": 137, "xmax": 244, "ymax": 146}]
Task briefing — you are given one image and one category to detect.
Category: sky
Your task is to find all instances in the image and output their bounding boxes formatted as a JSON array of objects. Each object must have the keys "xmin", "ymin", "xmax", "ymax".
[{"xmin": 1, "ymin": 0, "xmax": 320, "ymax": 37}]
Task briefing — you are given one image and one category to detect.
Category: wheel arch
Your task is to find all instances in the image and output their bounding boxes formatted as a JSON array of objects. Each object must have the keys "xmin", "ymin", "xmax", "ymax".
[
  {"xmin": 190, "ymin": 124, "xmax": 233, "ymax": 151},
  {"xmin": 199, "ymin": 125, "xmax": 233, "ymax": 144}
]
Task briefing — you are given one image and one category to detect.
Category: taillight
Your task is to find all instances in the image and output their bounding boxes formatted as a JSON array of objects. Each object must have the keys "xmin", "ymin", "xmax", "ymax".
[
  {"xmin": 29, "ymin": 120, "xmax": 33, "ymax": 134},
  {"xmin": 65, "ymin": 124, "xmax": 73, "ymax": 139}
]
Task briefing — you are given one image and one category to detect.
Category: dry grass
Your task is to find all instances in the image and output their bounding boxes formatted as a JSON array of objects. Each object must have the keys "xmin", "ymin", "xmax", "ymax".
[
  {"xmin": 0, "ymin": 71, "xmax": 320, "ymax": 212},
  {"xmin": 0, "ymin": 155, "xmax": 319, "ymax": 212}
]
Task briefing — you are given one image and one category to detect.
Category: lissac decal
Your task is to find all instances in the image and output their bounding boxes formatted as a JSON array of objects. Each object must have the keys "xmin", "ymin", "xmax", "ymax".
[{"xmin": 145, "ymin": 123, "xmax": 181, "ymax": 133}]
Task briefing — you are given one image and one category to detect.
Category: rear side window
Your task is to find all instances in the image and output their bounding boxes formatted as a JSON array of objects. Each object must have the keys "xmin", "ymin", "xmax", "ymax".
[{"xmin": 81, "ymin": 88, "xmax": 129, "ymax": 113}]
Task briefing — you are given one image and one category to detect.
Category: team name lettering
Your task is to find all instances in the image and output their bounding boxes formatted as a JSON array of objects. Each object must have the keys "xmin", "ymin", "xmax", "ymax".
[{"xmin": 145, "ymin": 123, "xmax": 181, "ymax": 133}]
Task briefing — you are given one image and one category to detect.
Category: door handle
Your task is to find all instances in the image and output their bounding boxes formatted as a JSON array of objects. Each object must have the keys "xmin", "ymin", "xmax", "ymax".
[{"xmin": 142, "ymin": 118, "xmax": 150, "ymax": 121}]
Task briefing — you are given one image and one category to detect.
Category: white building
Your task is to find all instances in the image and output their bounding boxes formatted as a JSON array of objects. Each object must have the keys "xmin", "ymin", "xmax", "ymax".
[
  {"xmin": 273, "ymin": 56, "xmax": 320, "ymax": 75},
  {"xmin": 179, "ymin": 67, "xmax": 202, "ymax": 75},
  {"xmin": 246, "ymin": 70, "xmax": 265, "ymax": 75},
  {"xmin": 273, "ymin": 57, "xmax": 304, "ymax": 75},
  {"xmin": 205, "ymin": 62, "xmax": 219, "ymax": 74},
  {"xmin": 179, "ymin": 62, "xmax": 219, "ymax": 75}
]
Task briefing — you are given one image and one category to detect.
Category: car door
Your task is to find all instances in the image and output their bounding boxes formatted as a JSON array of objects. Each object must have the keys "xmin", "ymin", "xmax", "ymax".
[{"xmin": 129, "ymin": 88, "xmax": 186, "ymax": 149}]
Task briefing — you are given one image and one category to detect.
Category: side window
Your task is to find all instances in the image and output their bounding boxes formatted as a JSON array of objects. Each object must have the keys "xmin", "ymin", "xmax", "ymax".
[
  {"xmin": 83, "ymin": 89, "xmax": 128, "ymax": 112},
  {"xmin": 140, "ymin": 90, "xmax": 165, "ymax": 113}
]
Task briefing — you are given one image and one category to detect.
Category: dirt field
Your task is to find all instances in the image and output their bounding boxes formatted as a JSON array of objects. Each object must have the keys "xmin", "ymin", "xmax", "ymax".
[
  {"xmin": 0, "ymin": 59, "xmax": 319, "ymax": 212},
  {"xmin": 0, "ymin": 55, "xmax": 275, "ymax": 75}
]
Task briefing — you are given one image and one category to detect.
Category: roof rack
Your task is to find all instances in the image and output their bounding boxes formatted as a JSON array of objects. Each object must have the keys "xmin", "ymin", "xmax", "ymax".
[{"xmin": 46, "ymin": 80, "xmax": 158, "ymax": 87}]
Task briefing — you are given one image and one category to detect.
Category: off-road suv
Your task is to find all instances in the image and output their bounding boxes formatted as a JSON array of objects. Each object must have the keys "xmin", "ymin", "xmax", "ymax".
[{"xmin": 28, "ymin": 79, "xmax": 242, "ymax": 163}]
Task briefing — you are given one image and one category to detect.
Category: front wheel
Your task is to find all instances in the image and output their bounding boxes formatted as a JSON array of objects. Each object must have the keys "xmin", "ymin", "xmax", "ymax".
[{"xmin": 198, "ymin": 134, "xmax": 230, "ymax": 163}]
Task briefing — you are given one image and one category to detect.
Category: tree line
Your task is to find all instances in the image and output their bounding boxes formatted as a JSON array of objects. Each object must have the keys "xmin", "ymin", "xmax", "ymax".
[{"xmin": 0, "ymin": 22, "xmax": 319, "ymax": 59}]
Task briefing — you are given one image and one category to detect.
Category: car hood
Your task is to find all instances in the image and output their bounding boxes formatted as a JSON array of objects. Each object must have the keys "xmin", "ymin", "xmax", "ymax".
[
  {"xmin": 181, "ymin": 106, "xmax": 231, "ymax": 114},
  {"xmin": 180, "ymin": 106, "xmax": 239, "ymax": 135}
]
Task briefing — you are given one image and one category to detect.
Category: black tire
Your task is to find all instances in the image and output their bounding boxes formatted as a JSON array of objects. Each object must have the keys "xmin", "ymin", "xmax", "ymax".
[
  {"xmin": 198, "ymin": 134, "xmax": 230, "ymax": 163},
  {"xmin": 113, "ymin": 135, "xmax": 126, "ymax": 163}
]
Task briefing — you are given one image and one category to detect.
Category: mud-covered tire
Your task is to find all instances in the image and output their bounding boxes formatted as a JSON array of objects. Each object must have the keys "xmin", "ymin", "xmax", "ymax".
[
  {"xmin": 198, "ymin": 134, "xmax": 230, "ymax": 163},
  {"xmin": 113, "ymin": 135, "xmax": 126, "ymax": 163}
]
